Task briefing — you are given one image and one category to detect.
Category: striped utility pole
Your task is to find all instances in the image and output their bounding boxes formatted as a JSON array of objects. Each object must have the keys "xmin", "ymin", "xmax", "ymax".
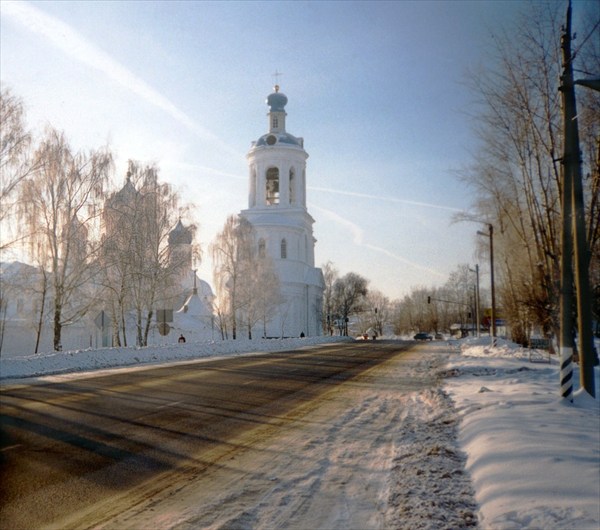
[
  {"xmin": 559, "ymin": 0, "xmax": 596, "ymax": 399},
  {"xmin": 558, "ymin": 4, "xmax": 575, "ymax": 401}
]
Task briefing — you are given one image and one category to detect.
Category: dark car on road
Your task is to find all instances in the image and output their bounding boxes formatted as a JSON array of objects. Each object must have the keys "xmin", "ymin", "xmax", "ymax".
[{"xmin": 413, "ymin": 332, "xmax": 433, "ymax": 341}]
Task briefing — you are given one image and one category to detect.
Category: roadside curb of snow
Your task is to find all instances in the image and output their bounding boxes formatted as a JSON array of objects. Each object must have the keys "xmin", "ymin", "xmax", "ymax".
[
  {"xmin": 442, "ymin": 340, "xmax": 599, "ymax": 529},
  {"xmin": 0, "ymin": 336, "xmax": 355, "ymax": 380}
]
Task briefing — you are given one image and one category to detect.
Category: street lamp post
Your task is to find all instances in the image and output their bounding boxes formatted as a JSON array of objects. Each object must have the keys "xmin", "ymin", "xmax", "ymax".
[{"xmin": 478, "ymin": 225, "xmax": 496, "ymax": 346}]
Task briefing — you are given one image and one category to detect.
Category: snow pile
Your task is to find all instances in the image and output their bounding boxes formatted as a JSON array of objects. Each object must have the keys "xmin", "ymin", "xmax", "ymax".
[
  {"xmin": 445, "ymin": 337, "xmax": 600, "ymax": 530},
  {"xmin": 459, "ymin": 336, "xmax": 533, "ymax": 359},
  {"xmin": 0, "ymin": 335, "xmax": 353, "ymax": 379}
]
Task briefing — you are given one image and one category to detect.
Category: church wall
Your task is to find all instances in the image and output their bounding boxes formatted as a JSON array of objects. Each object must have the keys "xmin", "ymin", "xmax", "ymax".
[{"xmin": 254, "ymin": 270, "xmax": 323, "ymax": 338}]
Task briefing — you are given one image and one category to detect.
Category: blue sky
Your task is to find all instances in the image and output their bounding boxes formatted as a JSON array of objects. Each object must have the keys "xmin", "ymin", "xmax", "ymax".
[{"xmin": 1, "ymin": 0, "xmax": 544, "ymax": 299}]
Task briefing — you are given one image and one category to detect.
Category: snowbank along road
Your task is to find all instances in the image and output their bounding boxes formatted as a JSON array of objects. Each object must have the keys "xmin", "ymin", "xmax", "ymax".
[{"xmin": 0, "ymin": 341, "xmax": 478, "ymax": 529}]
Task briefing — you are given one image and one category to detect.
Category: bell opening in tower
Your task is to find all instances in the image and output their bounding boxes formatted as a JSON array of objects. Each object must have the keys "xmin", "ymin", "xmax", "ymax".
[{"xmin": 266, "ymin": 167, "xmax": 280, "ymax": 205}]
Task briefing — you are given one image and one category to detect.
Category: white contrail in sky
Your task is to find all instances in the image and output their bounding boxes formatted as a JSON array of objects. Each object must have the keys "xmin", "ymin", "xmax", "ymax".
[
  {"xmin": 3, "ymin": 1, "xmax": 239, "ymax": 157},
  {"xmin": 165, "ymin": 161, "xmax": 246, "ymax": 181},
  {"xmin": 363, "ymin": 242, "xmax": 446, "ymax": 278},
  {"xmin": 310, "ymin": 205, "xmax": 364, "ymax": 245},
  {"xmin": 310, "ymin": 204, "xmax": 445, "ymax": 278},
  {"xmin": 308, "ymin": 186, "xmax": 462, "ymax": 213}
]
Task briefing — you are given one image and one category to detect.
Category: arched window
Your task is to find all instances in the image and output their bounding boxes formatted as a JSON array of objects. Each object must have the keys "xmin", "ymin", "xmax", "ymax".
[
  {"xmin": 289, "ymin": 167, "xmax": 295, "ymax": 204},
  {"xmin": 258, "ymin": 238, "xmax": 266, "ymax": 258},
  {"xmin": 266, "ymin": 167, "xmax": 279, "ymax": 205},
  {"xmin": 272, "ymin": 116, "xmax": 279, "ymax": 129},
  {"xmin": 280, "ymin": 238, "xmax": 287, "ymax": 259}
]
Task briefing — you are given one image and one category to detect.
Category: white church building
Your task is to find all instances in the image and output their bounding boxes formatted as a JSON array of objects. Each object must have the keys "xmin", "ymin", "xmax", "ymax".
[
  {"xmin": 0, "ymin": 85, "xmax": 324, "ymax": 357},
  {"xmin": 240, "ymin": 85, "xmax": 324, "ymax": 337}
]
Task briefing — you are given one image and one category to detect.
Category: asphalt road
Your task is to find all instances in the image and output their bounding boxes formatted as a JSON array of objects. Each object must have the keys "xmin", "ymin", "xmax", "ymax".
[{"xmin": 0, "ymin": 340, "xmax": 419, "ymax": 529}]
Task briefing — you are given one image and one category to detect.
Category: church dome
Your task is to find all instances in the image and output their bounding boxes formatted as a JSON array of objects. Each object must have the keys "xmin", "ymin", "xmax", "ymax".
[
  {"xmin": 169, "ymin": 219, "xmax": 193, "ymax": 245},
  {"xmin": 266, "ymin": 85, "xmax": 288, "ymax": 112},
  {"xmin": 107, "ymin": 171, "xmax": 138, "ymax": 209},
  {"xmin": 255, "ymin": 131, "xmax": 303, "ymax": 147}
]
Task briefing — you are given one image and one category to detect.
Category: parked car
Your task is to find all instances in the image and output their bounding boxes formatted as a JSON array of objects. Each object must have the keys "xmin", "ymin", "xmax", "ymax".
[{"xmin": 413, "ymin": 332, "xmax": 433, "ymax": 341}]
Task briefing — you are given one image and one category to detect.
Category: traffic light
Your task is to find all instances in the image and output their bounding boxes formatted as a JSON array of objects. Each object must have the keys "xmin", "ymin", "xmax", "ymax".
[{"xmin": 427, "ymin": 296, "xmax": 431, "ymax": 304}]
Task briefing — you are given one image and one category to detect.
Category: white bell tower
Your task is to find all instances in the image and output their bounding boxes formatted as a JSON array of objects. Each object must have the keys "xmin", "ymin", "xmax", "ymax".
[{"xmin": 240, "ymin": 85, "xmax": 323, "ymax": 337}]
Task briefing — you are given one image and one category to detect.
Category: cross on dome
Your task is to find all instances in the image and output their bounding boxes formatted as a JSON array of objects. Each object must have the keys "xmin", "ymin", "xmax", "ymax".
[{"xmin": 272, "ymin": 69, "xmax": 283, "ymax": 88}]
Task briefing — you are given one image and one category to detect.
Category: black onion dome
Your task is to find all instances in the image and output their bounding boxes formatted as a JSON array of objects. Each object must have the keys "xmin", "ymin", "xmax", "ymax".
[{"xmin": 169, "ymin": 219, "xmax": 193, "ymax": 245}]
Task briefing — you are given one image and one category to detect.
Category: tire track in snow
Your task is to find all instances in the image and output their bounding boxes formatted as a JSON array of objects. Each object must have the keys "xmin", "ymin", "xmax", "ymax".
[
  {"xmin": 207, "ymin": 348, "xmax": 478, "ymax": 530},
  {"xmin": 103, "ymin": 345, "xmax": 480, "ymax": 529}
]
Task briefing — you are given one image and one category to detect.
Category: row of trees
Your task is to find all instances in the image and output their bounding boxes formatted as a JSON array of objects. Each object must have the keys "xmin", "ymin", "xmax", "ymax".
[
  {"xmin": 99, "ymin": 161, "xmax": 197, "ymax": 348},
  {"xmin": 392, "ymin": 265, "xmax": 480, "ymax": 337},
  {"xmin": 1, "ymin": 87, "xmax": 196, "ymax": 352},
  {"xmin": 321, "ymin": 261, "xmax": 392, "ymax": 337},
  {"xmin": 459, "ymin": 2, "xmax": 599, "ymax": 345},
  {"xmin": 320, "ymin": 262, "xmax": 485, "ymax": 339}
]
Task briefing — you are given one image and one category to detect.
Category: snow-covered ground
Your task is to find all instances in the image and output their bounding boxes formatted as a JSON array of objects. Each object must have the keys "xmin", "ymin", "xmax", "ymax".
[
  {"xmin": 1, "ymin": 336, "xmax": 598, "ymax": 529},
  {"xmin": 445, "ymin": 337, "xmax": 599, "ymax": 530}
]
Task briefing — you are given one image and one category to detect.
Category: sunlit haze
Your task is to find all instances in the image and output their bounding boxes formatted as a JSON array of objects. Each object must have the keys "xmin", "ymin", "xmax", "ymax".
[{"xmin": 1, "ymin": 0, "xmax": 530, "ymax": 300}]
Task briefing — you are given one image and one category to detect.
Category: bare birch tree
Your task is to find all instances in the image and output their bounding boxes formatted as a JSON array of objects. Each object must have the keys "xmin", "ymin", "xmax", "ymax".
[
  {"xmin": 17, "ymin": 128, "xmax": 112, "ymax": 350},
  {"xmin": 111, "ymin": 161, "xmax": 189, "ymax": 347},
  {"xmin": 321, "ymin": 261, "xmax": 338, "ymax": 335},
  {"xmin": 210, "ymin": 215, "xmax": 255, "ymax": 340},
  {"xmin": 99, "ymin": 165, "xmax": 140, "ymax": 346},
  {"xmin": 210, "ymin": 215, "xmax": 280, "ymax": 340},
  {"xmin": 0, "ymin": 88, "xmax": 36, "ymax": 251},
  {"xmin": 241, "ymin": 254, "xmax": 281, "ymax": 339}
]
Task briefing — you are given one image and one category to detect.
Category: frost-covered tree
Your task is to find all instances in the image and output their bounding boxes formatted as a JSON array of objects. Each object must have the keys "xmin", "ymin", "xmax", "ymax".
[
  {"xmin": 249, "ymin": 256, "xmax": 282, "ymax": 339},
  {"xmin": 17, "ymin": 128, "xmax": 112, "ymax": 350},
  {"xmin": 321, "ymin": 261, "xmax": 338, "ymax": 335},
  {"xmin": 99, "ymin": 168, "xmax": 139, "ymax": 346},
  {"xmin": 211, "ymin": 215, "xmax": 282, "ymax": 339},
  {"xmin": 0, "ymin": 87, "xmax": 36, "ymax": 251},
  {"xmin": 211, "ymin": 215, "xmax": 255, "ymax": 340},
  {"xmin": 102, "ymin": 160, "xmax": 189, "ymax": 347}
]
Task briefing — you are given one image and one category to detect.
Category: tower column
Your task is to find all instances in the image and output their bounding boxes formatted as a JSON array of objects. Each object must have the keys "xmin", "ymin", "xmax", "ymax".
[
  {"xmin": 256, "ymin": 162, "xmax": 266, "ymax": 206},
  {"xmin": 279, "ymin": 162, "xmax": 290, "ymax": 206}
]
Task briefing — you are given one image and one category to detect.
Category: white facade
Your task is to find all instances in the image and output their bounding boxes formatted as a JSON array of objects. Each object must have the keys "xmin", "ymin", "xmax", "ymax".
[
  {"xmin": 240, "ymin": 86, "xmax": 324, "ymax": 337},
  {"xmin": 0, "ymin": 213, "xmax": 214, "ymax": 357}
]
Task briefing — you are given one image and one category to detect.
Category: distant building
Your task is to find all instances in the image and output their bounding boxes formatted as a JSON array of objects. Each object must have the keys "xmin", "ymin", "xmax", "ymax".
[
  {"xmin": 166, "ymin": 219, "xmax": 215, "ymax": 342},
  {"xmin": 239, "ymin": 85, "xmax": 324, "ymax": 337},
  {"xmin": 0, "ymin": 179, "xmax": 215, "ymax": 357}
]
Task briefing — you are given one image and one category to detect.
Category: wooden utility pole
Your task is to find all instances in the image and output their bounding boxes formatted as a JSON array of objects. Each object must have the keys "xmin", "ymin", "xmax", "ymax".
[{"xmin": 559, "ymin": 0, "xmax": 596, "ymax": 398}]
